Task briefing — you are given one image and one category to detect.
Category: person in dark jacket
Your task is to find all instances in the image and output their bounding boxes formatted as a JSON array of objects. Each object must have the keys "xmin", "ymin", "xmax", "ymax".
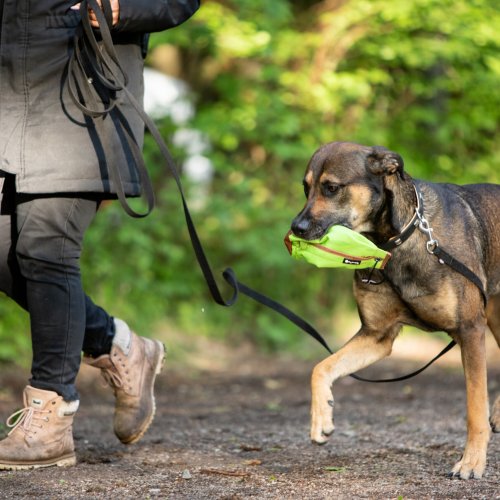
[{"xmin": 0, "ymin": 0, "xmax": 200, "ymax": 469}]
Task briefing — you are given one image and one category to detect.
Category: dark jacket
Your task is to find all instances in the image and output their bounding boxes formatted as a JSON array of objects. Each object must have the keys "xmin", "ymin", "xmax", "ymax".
[{"xmin": 0, "ymin": 0, "xmax": 199, "ymax": 195}]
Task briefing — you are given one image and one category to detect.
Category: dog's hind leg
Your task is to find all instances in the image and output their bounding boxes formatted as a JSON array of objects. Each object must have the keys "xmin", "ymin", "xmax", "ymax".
[
  {"xmin": 450, "ymin": 323, "xmax": 490, "ymax": 480},
  {"xmin": 310, "ymin": 325, "xmax": 399, "ymax": 444},
  {"xmin": 486, "ymin": 293, "xmax": 500, "ymax": 433},
  {"xmin": 486, "ymin": 293, "xmax": 500, "ymax": 347},
  {"xmin": 491, "ymin": 397, "xmax": 500, "ymax": 433}
]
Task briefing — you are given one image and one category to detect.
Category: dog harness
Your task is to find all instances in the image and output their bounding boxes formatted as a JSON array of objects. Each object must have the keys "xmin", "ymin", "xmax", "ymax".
[{"xmin": 388, "ymin": 185, "xmax": 487, "ymax": 305}]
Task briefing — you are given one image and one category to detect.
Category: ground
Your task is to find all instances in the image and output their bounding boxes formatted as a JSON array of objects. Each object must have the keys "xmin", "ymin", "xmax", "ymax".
[{"xmin": 0, "ymin": 337, "xmax": 498, "ymax": 499}]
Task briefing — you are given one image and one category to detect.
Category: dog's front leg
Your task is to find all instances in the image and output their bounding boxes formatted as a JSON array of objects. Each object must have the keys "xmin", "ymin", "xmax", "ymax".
[
  {"xmin": 310, "ymin": 328, "xmax": 396, "ymax": 444},
  {"xmin": 450, "ymin": 325, "xmax": 490, "ymax": 479}
]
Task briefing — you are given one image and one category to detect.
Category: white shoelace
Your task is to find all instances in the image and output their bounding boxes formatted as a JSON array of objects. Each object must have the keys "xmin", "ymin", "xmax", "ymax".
[{"xmin": 6, "ymin": 406, "xmax": 50, "ymax": 437}]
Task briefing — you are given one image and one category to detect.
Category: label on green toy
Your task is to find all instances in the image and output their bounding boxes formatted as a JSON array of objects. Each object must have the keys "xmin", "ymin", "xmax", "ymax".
[{"xmin": 284, "ymin": 226, "xmax": 391, "ymax": 270}]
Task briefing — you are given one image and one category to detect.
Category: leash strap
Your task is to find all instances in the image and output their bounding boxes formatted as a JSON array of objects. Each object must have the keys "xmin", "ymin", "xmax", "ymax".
[
  {"xmin": 350, "ymin": 339, "xmax": 456, "ymax": 383},
  {"xmin": 227, "ymin": 270, "xmax": 457, "ymax": 384},
  {"xmin": 432, "ymin": 247, "xmax": 488, "ymax": 306},
  {"xmin": 68, "ymin": 1, "xmax": 458, "ymax": 383}
]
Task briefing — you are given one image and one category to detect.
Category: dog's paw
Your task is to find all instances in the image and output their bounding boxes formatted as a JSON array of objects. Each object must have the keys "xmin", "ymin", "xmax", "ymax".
[
  {"xmin": 310, "ymin": 409, "xmax": 335, "ymax": 445},
  {"xmin": 310, "ymin": 363, "xmax": 335, "ymax": 445},
  {"xmin": 449, "ymin": 451, "xmax": 486, "ymax": 480},
  {"xmin": 490, "ymin": 416, "xmax": 500, "ymax": 433}
]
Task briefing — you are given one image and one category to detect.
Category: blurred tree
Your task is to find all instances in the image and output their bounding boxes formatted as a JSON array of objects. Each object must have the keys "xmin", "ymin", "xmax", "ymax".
[{"xmin": 1, "ymin": 0, "xmax": 498, "ymax": 361}]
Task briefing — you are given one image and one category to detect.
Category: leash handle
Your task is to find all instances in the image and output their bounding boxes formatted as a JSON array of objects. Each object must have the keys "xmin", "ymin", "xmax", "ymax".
[
  {"xmin": 69, "ymin": 0, "xmax": 153, "ymax": 217},
  {"xmin": 68, "ymin": 1, "xmax": 457, "ymax": 383}
]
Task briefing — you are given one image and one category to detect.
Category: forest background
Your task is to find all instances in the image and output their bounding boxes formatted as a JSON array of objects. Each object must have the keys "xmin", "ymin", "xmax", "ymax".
[{"xmin": 0, "ymin": 0, "xmax": 498, "ymax": 365}]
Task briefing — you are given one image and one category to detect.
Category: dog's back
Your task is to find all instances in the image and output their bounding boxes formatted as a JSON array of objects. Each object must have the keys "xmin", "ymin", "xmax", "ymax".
[
  {"xmin": 420, "ymin": 181, "xmax": 500, "ymax": 297},
  {"xmin": 458, "ymin": 183, "xmax": 500, "ymax": 295}
]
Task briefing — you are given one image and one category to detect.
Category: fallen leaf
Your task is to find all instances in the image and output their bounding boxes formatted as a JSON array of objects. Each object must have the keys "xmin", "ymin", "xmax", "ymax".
[{"xmin": 324, "ymin": 466, "xmax": 346, "ymax": 472}]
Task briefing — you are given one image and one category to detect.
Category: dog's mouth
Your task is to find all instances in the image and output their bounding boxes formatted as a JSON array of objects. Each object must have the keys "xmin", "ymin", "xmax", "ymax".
[{"xmin": 291, "ymin": 221, "xmax": 352, "ymax": 241}]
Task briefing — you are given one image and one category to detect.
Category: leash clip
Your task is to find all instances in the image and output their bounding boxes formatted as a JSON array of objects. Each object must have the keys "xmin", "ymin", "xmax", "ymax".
[
  {"xmin": 361, "ymin": 259, "xmax": 385, "ymax": 285},
  {"xmin": 415, "ymin": 209, "xmax": 439, "ymax": 254}
]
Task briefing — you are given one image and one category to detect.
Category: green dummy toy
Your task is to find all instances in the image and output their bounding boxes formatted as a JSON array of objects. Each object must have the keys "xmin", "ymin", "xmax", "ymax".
[{"xmin": 285, "ymin": 225, "xmax": 391, "ymax": 270}]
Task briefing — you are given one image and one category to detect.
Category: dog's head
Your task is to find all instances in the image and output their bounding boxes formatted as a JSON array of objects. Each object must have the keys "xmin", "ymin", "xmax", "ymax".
[{"xmin": 291, "ymin": 141, "xmax": 404, "ymax": 240}]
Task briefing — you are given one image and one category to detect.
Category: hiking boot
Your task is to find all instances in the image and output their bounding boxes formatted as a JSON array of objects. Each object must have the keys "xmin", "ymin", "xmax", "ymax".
[
  {"xmin": 0, "ymin": 386, "xmax": 78, "ymax": 470},
  {"xmin": 83, "ymin": 319, "xmax": 165, "ymax": 444}
]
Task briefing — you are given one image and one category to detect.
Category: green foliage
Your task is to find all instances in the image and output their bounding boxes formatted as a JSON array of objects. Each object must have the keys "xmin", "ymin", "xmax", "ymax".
[
  {"xmin": 0, "ymin": 301, "xmax": 30, "ymax": 365},
  {"xmin": 1, "ymin": 0, "xmax": 498, "ymax": 361}
]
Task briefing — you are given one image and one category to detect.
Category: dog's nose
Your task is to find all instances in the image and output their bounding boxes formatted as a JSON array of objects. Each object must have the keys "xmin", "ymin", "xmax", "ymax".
[{"xmin": 291, "ymin": 216, "xmax": 311, "ymax": 237}]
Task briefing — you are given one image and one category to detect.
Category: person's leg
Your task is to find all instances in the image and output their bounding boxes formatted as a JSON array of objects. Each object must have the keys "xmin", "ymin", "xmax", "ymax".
[
  {"xmin": 82, "ymin": 282, "xmax": 166, "ymax": 446},
  {"xmin": 83, "ymin": 324, "xmax": 165, "ymax": 444},
  {"xmin": 0, "ymin": 188, "xmax": 165, "ymax": 467},
  {"xmin": 14, "ymin": 194, "xmax": 100, "ymax": 401},
  {"xmin": 15, "ymin": 193, "xmax": 165, "ymax": 445},
  {"xmin": 0, "ymin": 193, "xmax": 97, "ymax": 470},
  {"xmin": 1, "ymin": 174, "xmax": 115, "ymax": 359},
  {"xmin": 82, "ymin": 295, "xmax": 115, "ymax": 357}
]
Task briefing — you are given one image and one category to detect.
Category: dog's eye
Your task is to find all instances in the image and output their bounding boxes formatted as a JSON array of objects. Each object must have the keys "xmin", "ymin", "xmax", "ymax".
[{"xmin": 322, "ymin": 182, "xmax": 340, "ymax": 197}]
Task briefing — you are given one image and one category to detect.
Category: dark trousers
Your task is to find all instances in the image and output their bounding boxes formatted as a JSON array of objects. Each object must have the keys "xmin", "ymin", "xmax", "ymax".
[{"xmin": 0, "ymin": 174, "xmax": 115, "ymax": 401}]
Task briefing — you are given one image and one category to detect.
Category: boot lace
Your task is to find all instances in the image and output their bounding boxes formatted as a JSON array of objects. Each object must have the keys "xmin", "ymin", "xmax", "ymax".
[
  {"xmin": 6, "ymin": 406, "xmax": 50, "ymax": 438},
  {"xmin": 99, "ymin": 353, "xmax": 133, "ymax": 392},
  {"xmin": 101, "ymin": 369, "xmax": 123, "ymax": 389}
]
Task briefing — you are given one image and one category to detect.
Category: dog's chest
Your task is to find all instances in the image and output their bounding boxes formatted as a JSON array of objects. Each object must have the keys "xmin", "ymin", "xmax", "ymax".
[{"xmin": 394, "ymin": 278, "xmax": 460, "ymax": 331}]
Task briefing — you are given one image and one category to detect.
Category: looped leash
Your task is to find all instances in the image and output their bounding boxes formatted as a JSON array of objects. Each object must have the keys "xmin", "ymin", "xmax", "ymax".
[
  {"xmin": 69, "ymin": 0, "xmax": 153, "ymax": 218},
  {"xmin": 67, "ymin": 2, "xmax": 476, "ymax": 383}
]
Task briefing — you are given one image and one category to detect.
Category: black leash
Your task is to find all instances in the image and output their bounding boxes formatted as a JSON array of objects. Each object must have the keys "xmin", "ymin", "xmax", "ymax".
[{"xmin": 68, "ymin": 1, "xmax": 487, "ymax": 383}]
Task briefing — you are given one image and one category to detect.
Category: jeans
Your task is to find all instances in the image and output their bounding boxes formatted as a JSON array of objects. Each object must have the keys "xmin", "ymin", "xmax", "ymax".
[{"xmin": 0, "ymin": 173, "xmax": 115, "ymax": 401}]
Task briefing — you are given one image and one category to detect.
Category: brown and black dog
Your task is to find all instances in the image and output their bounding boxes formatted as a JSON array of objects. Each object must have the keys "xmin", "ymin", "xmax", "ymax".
[{"xmin": 291, "ymin": 141, "xmax": 500, "ymax": 479}]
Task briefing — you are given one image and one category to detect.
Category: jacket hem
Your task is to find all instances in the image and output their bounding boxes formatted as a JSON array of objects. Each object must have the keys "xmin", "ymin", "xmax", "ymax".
[{"xmin": 15, "ymin": 178, "xmax": 141, "ymax": 197}]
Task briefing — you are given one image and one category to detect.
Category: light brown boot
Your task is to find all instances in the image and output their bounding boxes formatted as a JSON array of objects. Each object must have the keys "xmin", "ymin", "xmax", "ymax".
[
  {"xmin": 83, "ymin": 319, "xmax": 165, "ymax": 445},
  {"xmin": 0, "ymin": 386, "xmax": 78, "ymax": 470}
]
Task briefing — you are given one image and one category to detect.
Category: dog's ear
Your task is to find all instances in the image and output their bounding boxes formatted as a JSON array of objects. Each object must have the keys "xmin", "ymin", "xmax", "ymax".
[{"xmin": 366, "ymin": 146, "xmax": 404, "ymax": 176}]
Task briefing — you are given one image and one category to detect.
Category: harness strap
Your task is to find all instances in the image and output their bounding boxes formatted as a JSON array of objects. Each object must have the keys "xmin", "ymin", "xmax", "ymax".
[
  {"xmin": 68, "ymin": 1, "xmax": 466, "ymax": 383},
  {"xmin": 432, "ymin": 246, "xmax": 488, "ymax": 306}
]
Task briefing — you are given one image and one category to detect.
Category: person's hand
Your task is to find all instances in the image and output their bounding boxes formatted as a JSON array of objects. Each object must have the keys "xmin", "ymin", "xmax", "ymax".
[{"xmin": 71, "ymin": 0, "xmax": 120, "ymax": 27}]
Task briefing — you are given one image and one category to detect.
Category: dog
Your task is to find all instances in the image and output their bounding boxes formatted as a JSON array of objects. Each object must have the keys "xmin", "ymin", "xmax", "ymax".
[{"xmin": 290, "ymin": 141, "xmax": 500, "ymax": 479}]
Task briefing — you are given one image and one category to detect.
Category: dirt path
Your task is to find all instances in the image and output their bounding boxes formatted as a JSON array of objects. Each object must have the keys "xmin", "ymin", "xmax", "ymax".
[{"xmin": 0, "ymin": 348, "xmax": 499, "ymax": 499}]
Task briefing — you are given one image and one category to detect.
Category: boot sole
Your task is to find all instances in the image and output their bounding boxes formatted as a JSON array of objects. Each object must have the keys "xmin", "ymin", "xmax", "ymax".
[
  {"xmin": 0, "ymin": 453, "xmax": 76, "ymax": 470},
  {"xmin": 119, "ymin": 341, "xmax": 166, "ymax": 445}
]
